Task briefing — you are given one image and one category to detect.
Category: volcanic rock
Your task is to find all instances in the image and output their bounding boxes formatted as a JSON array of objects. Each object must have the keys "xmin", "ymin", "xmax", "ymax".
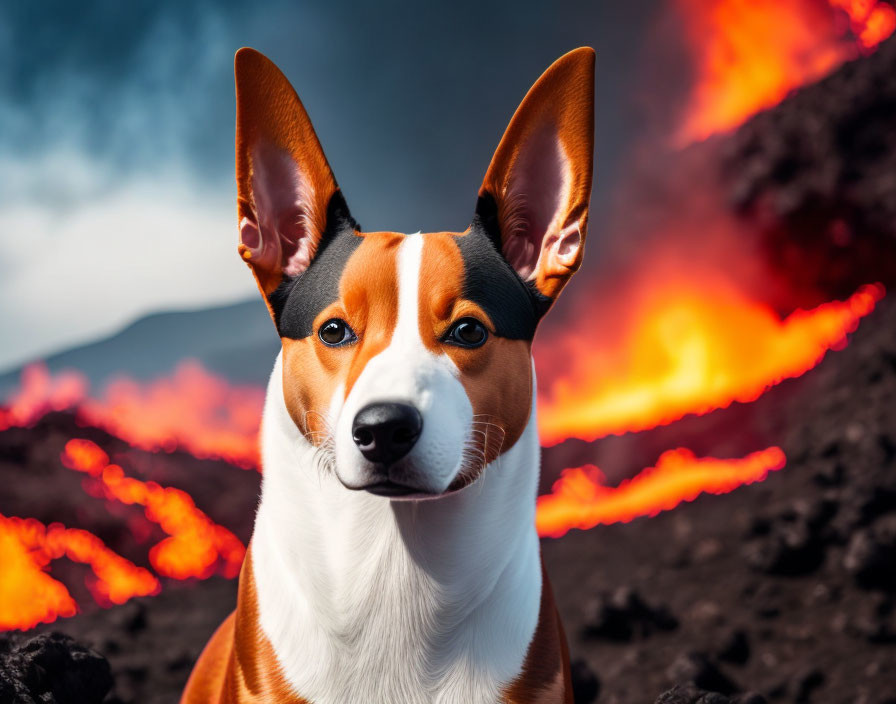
[
  {"xmin": 716, "ymin": 629, "xmax": 750, "ymax": 665},
  {"xmin": 582, "ymin": 587, "xmax": 678, "ymax": 641},
  {"xmin": 655, "ymin": 685, "xmax": 767, "ymax": 704},
  {"xmin": 569, "ymin": 657, "xmax": 600, "ymax": 704},
  {"xmin": 722, "ymin": 35, "xmax": 896, "ymax": 298},
  {"xmin": 843, "ymin": 514, "xmax": 896, "ymax": 589},
  {"xmin": 743, "ymin": 498, "xmax": 835, "ymax": 576},
  {"xmin": 0, "ymin": 632, "xmax": 112, "ymax": 704},
  {"xmin": 791, "ymin": 666, "xmax": 825, "ymax": 703},
  {"xmin": 666, "ymin": 652, "xmax": 740, "ymax": 695}
]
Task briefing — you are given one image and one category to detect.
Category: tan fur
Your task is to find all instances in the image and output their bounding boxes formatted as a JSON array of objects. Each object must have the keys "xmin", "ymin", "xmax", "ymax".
[
  {"xmin": 181, "ymin": 546, "xmax": 310, "ymax": 703},
  {"xmin": 417, "ymin": 232, "xmax": 534, "ymax": 481},
  {"xmin": 281, "ymin": 232, "xmax": 402, "ymax": 438},
  {"xmin": 479, "ymin": 49, "xmax": 594, "ymax": 300}
]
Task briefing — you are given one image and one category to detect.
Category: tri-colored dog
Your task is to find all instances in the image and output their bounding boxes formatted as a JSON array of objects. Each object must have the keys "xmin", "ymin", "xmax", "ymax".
[{"xmin": 182, "ymin": 46, "xmax": 594, "ymax": 704}]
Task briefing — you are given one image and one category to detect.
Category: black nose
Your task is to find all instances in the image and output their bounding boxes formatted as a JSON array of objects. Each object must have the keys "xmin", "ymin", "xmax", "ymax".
[{"xmin": 352, "ymin": 402, "xmax": 423, "ymax": 465}]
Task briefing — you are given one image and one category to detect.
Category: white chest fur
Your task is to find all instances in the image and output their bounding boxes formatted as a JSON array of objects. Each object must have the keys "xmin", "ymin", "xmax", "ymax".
[{"xmin": 251, "ymin": 355, "xmax": 543, "ymax": 704}]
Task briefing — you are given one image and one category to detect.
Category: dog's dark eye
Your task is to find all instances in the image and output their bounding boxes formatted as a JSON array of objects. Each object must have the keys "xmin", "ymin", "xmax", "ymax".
[
  {"xmin": 444, "ymin": 318, "xmax": 488, "ymax": 348},
  {"xmin": 318, "ymin": 319, "xmax": 357, "ymax": 347}
]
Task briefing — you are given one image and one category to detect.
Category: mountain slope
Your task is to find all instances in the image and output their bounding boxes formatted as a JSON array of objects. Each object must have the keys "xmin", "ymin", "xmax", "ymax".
[{"xmin": 0, "ymin": 299, "xmax": 278, "ymax": 395}]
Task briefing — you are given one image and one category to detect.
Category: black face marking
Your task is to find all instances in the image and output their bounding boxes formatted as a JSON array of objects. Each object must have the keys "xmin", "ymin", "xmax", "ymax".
[
  {"xmin": 456, "ymin": 193, "xmax": 551, "ymax": 340},
  {"xmin": 271, "ymin": 191, "xmax": 362, "ymax": 339}
]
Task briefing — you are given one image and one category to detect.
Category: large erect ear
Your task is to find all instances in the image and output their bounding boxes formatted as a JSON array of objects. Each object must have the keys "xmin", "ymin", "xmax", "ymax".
[
  {"xmin": 475, "ymin": 48, "xmax": 594, "ymax": 301},
  {"xmin": 235, "ymin": 48, "xmax": 351, "ymax": 300}
]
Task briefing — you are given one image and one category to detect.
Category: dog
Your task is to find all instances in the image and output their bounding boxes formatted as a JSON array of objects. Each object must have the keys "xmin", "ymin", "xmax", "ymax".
[{"xmin": 181, "ymin": 45, "xmax": 594, "ymax": 704}]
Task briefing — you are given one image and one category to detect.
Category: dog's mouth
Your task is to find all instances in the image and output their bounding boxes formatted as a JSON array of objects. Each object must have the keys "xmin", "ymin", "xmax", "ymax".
[
  {"xmin": 362, "ymin": 480, "xmax": 425, "ymax": 498},
  {"xmin": 343, "ymin": 477, "xmax": 467, "ymax": 502}
]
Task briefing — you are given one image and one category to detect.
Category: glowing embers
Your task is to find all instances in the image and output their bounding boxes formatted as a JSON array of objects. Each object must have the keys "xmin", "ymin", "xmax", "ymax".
[
  {"xmin": 0, "ymin": 365, "xmax": 86, "ymax": 431},
  {"xmin": 538, "ymin": 284, "xmax": 883, "ymax": 445},
  {"xmin": 673, "ymin": 0, "xmax": 896, "ymax": 144},
  {"xmin": 0, "ymin": 513, "xmax": 159, "ymax": 631},
  {"xmin": 0, "ymin": 361, "xmax": 264, "ymax": 469},
  {"xmin": 62, "ymin": 439, "xmax": 245, "ymax": 579},
  {"xmin": 536, "ymin": 447, "xmax": 786, "ymax": 538},
  {"xmin": 831, "ymin": 0, "xmax": 896, "ymax": 49}
]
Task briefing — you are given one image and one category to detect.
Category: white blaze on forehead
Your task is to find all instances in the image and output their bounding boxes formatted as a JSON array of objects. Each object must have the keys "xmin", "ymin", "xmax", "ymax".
[
  {"xmin": 395, "ymin": 232, "xmax": 426, "ymax": 351},
  {"xmin": 332, "ymin": 232, "xmax": 472, "ymax": 493}
]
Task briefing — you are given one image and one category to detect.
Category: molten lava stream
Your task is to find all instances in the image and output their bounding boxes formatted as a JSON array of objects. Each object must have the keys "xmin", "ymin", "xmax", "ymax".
[
  {"xmin": 538, "ymin": 283, "xmax": 883, "ymax": 445},
  {"xmin": 0, "ymin": 513, "xmax": 159, "ymax": 631},
  {"xmin": 78, "ymin": 362, "xmax": 264, "ymax": 469},
  {"xmin": 62, "ymin": 439, "xmax": 246, "ymax": 580},
  {"xmin": 673, "ymin": 0, "xmax": 896, "ymax": 144},
  {"xmin": 535, "ymin": 446, "xmax": 786, "ymax": 538},
  {"xmin": 0, "ymin": 361, "xmax": 264, "ymax": 469},
  {"xmin": 0, "ymin": 364, "xmax": 86, "ymax": 431}
]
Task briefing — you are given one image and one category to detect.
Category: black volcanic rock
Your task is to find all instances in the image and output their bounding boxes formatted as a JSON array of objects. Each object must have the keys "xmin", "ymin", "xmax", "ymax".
[
  {"xmin": 0, "ymin": 632, "xmax": 112, "ymax": 704},
  {"xmin": 722, "ymin": 35, "xmax": 896, "ymax": 299},
  {"xmin": 582, "ymin": 587, "xmax": 678, "ymax": 641},
  {"xmin": 666, "ymin": 652, "xmax": 740, "ymax": 696},
  {"xmin": 569, "ymin": 657, "xmax": 600, "ymax": 704},
  {"xmin": 843, "ymin": 514, "xmax": 896, "ymax": 589},
  {"xmin": 655, "ymin": 685, "xmax": 767, "ymax": 704},
  {"xmin": 743, "ymin": 497, "xmax": 837, "ymax": 576},
  {"xmin": 716, "ymin": 629, "xmax": 750, "ymax": 666}
]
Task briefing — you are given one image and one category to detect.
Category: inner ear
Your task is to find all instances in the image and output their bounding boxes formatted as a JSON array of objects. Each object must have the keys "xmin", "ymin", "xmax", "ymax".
[
  {"xmin": 240, "ymin": 142, "xmax": 320, "ymax": 277},
  {"xmin": 500, "ymin": 124, "xmax": 570, "ymax": 281}
]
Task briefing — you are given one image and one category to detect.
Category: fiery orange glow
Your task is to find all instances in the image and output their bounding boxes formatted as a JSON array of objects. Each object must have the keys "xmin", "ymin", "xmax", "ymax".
[
  {"xmin": 0, "ymin": 362, "xmax": 264, "ymax": 468},
  {"xmin": 539, "ymin": 283, "xmax": 883, "ymax": 445},
  {"xmin": 674, "ymin": 0, "xmax": 896, "ymax": 144},
  {"xmin": 0, "ymin": 522, "xmax": 76, "ymax": 631},
  {"xmin": 0, "ymin": 513, "xmax": 159, "ymax": 631},
  {"xmin": 832, "ymin": 0, "xmax": 896, "ymax": 48},
  {"xmin": 62, "ymin": 439, "xmax": 246, "ymax": 579},
  {"xmin": 0, "ymin": 365, "xmax": 86, "ymax": 430},
  {"xmin": 79, "ymin": 363, "xmax": 264, "ymax": 469},
  {"xmin": 536, "ymin": 446, "xmax": 786, "ymax": 538}
]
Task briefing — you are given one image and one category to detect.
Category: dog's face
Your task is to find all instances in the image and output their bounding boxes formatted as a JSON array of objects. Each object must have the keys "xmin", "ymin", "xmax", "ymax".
[{"xmin": 234, "ymin": 48, "xmax": 594, "ymax": 498}]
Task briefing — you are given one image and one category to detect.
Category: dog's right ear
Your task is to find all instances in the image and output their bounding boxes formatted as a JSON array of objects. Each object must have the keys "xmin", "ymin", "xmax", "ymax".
[{"xmin": 234, "ymin": 48, "xmax": 352, "ymax": 308}]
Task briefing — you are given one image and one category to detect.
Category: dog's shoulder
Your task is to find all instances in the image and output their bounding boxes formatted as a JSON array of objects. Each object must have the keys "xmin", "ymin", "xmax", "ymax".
[{"xmin": 501, "ymin": 564, "xmax": 573, "ymax": 704}]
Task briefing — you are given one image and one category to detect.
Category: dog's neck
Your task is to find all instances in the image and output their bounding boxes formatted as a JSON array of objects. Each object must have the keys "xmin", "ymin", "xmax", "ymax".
[{"xmin": 248, "ymin": 353, "xmax": 543, "ymax": 704}]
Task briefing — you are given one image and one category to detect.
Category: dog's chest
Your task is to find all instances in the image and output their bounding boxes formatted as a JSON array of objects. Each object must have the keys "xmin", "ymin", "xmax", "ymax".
[{"xmin": 249, "ymin": 501, "xmax": 543, "ymax": 704}]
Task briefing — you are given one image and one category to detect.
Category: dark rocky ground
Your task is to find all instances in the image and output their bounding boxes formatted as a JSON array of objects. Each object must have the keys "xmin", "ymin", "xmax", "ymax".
[
  {"xmin": 0, "ymin": 288, "xmax": 894, "ymax": 702},
  {"xmin": 720, "ymin": 34, "xmax": 896, "ymax": 303},
  {"xmin": 545, "ymin": 292, "xmax": 896, "ymax": 703}
]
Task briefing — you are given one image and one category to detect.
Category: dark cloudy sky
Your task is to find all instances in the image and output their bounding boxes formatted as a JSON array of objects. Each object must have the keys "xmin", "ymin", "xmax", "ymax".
[{"xmin": 0, "ymin": 0, "xmax": 665, "ymax": 369}]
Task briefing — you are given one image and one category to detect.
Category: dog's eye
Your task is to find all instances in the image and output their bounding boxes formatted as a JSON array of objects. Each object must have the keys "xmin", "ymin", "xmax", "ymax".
[
  {"xmin": 444, "ymin": 318, "xmax": 488, "ymax": 348},
  {"xmin": 318, "ymin": 319, "xmax": 357, "ymax": 347}
]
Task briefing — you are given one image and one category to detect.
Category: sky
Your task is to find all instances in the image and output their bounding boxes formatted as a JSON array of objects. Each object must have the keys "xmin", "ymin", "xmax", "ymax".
[{"xmin": 0, "ymin": 0, "xmax": 663, "ymax": 370}]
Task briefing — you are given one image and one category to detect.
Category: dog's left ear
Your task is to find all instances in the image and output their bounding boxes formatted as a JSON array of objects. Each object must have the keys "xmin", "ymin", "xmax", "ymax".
[
  {"xmin": 475, "ymin": 48, "xmax": 594, "ymax": 301},
  {"xmin": 234, "ymin": 47, "xmax": 352, "ymax": 305}
]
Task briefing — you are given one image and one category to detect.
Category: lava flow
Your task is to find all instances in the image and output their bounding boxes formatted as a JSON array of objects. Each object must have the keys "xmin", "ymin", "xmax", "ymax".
[
  {"xmin": 538, "ymin": 283, "xmax": 883, "ymax": 446},
  {"xmin": 673, "ymin": 0, "xmax": 896, "ymax": 144},
  {"xmin": 536, "ymin": 447, "xmax": 786, "ymax": 538},
  {"xmin": 0, "ymin": 361, "xmax": 264, "ymax": 469},
  {"xmin": 0, "ymin": 364, "xmax": 86, "ymax": 431},
  {"xmin": 62, "ymin": 439, "xmax": 246, "ymax": 580},
  {"xmin": 0, "ymin": 513, "xmax": 159, "ymax": 631}
]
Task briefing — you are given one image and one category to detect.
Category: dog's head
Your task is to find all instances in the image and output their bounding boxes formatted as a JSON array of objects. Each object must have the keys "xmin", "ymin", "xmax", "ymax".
[{"xmin": 235, "ymin": 48, "xmax": 594, "ymax": 498}]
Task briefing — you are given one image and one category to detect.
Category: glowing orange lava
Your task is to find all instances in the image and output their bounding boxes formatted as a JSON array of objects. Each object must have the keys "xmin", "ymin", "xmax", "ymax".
[
  {"xmin": 62, "ymin": 439, "xmax": 246, "ymax": 579},
  {"xmin": 0, "ymin": 513, "xmax": 159, "ymax": 631},
  {"xmin": 79, "ymin": 363, "xmax": 264, "ymax": 469},
  {"xmin": 538, "ymin": 283, "xmax": 883, "ymax": 445},
  {"xmin": 0, "ymin": 362, "xmax": 264, "ymax": 468},
  {"xmin": 536, "ymin": 446, "xmax": 786, "ymax": 538},
  {"xmin": 0, "ymin": 364, "xmax": 86, "ymax": 431},
  {"xmin": 831, "ymin": 0, "xmax": 896, "ymax": 49},
  {"xmin": 673, "ymin": 0, "xmax": 896, "ymax": 144}
]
